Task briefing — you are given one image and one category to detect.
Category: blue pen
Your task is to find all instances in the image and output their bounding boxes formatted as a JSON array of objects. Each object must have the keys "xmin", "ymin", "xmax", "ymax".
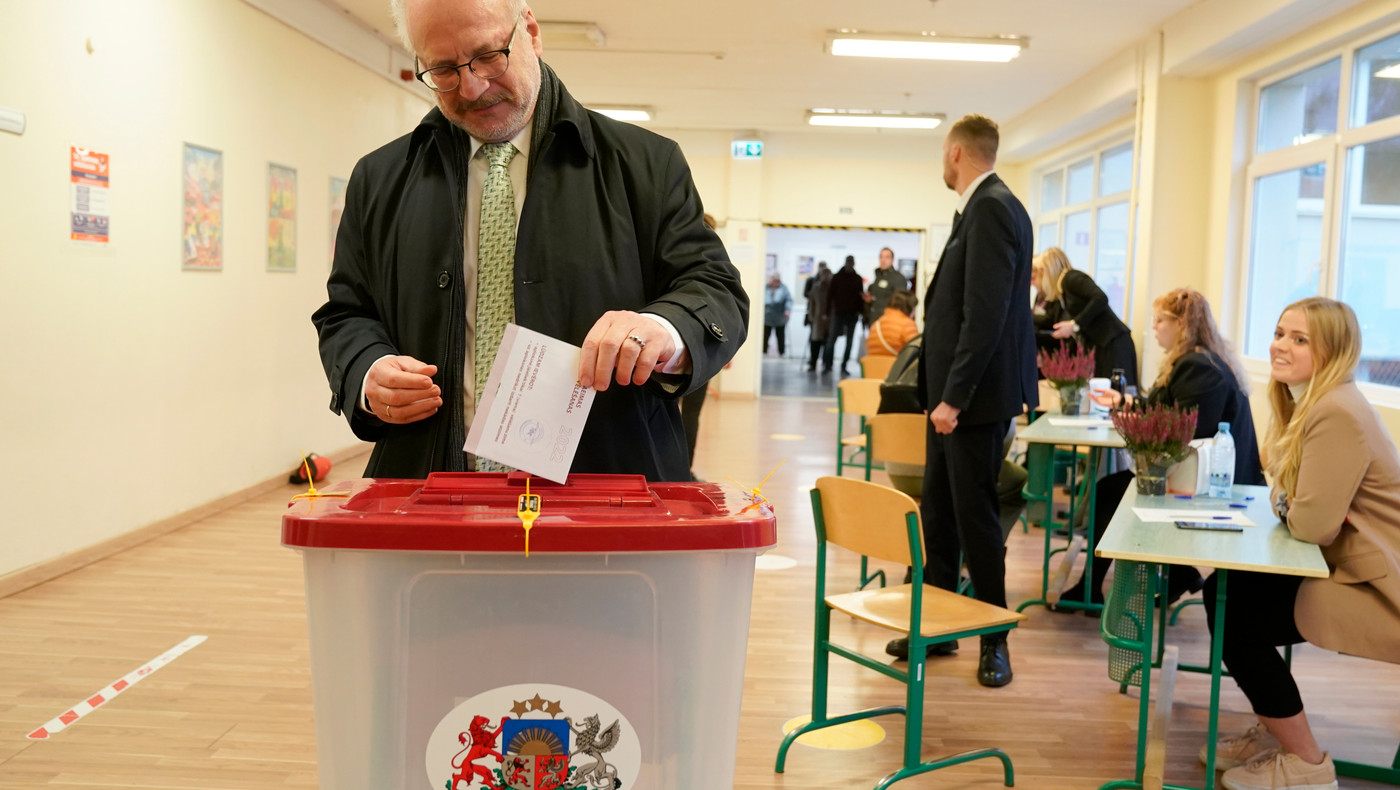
[
  {"xmin": 1175, "ymin": 494, "xmax": 1193, "ymax": 499},
  {"xmin": 1212, "ymin": 516, "xmax": 1231, "ymax": 520},
  {"xmin": 1229, "ymin": 503, "xmax": 1247, "ymax": 509},
  {"xmin": 1245, "ymin": 496, "xmax": 1256, "ymax": 501}
]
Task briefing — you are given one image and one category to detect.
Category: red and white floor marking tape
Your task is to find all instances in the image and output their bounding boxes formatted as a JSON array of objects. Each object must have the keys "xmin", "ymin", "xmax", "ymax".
[{"xmin": 26, "ymin": 635, "xmax": 207, "ymax": 740}]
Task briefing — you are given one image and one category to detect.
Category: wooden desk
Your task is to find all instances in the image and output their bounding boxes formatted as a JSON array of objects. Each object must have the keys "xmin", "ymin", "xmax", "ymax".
[
  {"xmin": 1095, "ymin": 484, "xmax": 1328, "ymax": 790},
  {"xmin": 1017, "ymin": 413, "xmax": 1124, "ymax": 613}
]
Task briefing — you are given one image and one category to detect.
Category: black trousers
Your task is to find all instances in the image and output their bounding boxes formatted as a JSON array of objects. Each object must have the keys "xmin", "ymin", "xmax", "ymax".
[
  {"xmin": 824, "ymin": 310, "xmax": 860, "ymax": 370},
  {"xmin": 1204, "ymin": 569, "xmax": 1306, "ymax": 718},
  {"xmin": 923, "ymin": 419, "xmax": 1010, "ymax": 609},
  {"xmin": 762, "ymin": 325, "xmax": 786, "ymax": 356}
]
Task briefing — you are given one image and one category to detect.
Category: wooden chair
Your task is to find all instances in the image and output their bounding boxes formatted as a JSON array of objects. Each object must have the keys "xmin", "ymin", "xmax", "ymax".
[
  {"xmin": 859, "ymin": 354, "xmax": 896, "ymax": 380},
  {"xmin": 835, "ymin": 378, "xmax": 885, "ymax": 481},
  {"xmin": 775, "ymin": 477, "xmax": 1023, "ymax": 790}
]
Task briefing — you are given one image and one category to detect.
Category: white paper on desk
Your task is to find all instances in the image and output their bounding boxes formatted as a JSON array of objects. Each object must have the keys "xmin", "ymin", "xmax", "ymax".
[
  {"xmin": 1047, "ymin": 416, "xmax": 1116, "ymax": 428},
  {"xmin": 1132, "ymin": 507, "xmax": 1257, "ymax": 527},
  {"xmin": 465, "ymin": 324, "xmax": 596, "ymax": 483}
]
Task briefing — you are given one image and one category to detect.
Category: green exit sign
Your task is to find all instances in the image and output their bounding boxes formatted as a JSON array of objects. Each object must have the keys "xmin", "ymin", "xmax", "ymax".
[{"xmin": 731, "ymin": 140, "xmax": 764, "ymax": 159}]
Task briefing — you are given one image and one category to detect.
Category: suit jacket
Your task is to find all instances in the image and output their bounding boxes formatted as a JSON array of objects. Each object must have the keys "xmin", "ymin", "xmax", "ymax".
[
  {"xmin": 919, "ymin": 174, "xmax": 1038, "ymax": 424},
  {"xmin": 312, "ymin": 64, "xmax": 747, "ymax": 481},
  {"xmin": 1287, "ymin": 381, "xmax": 1400, "ymax": 663},
  {"xmin": 1146, "ymin": 351, "xmax": 1264, "ymax": 484},
  {"xmin": 1053, "ymin": 269, "xmax": 1130, "ymax": 348}
]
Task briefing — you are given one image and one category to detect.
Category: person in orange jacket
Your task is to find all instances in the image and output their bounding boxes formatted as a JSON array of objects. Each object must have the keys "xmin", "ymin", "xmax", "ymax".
[{"xmin": 866, "ymin": 290, "xmax": 919, "ymax": 356}]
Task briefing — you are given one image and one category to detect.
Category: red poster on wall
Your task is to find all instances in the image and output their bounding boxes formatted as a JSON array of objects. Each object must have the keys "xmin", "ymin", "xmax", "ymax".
[{"xmin": 70, "ymin": 147, "xmax": 110, "ymax": 244}]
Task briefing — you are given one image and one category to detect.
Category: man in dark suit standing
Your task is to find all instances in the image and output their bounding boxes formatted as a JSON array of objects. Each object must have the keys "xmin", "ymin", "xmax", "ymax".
[{"xmin": 885, "ymin": 114, "xmax": 1037, "ymax": 687}]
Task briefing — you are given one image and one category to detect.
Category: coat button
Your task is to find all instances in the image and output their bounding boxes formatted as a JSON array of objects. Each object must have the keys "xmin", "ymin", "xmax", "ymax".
[
  {"xmin": 437, "ymin": 271, "xmax": 452, "ymax": 289},
  {"xmin": 709, "ymin": 322, "xmax": 725, "ymax": 340}
]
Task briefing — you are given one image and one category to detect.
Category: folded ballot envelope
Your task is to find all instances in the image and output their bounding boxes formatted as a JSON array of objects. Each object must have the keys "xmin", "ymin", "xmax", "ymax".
[{"xmin": 1167, "ymin": 439, "xmax": 1214, "ymax": 496}]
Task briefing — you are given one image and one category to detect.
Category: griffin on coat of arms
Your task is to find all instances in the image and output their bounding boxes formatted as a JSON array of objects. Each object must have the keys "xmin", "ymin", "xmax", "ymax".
[{"xmin": 564, "ymin": 715, "xmax": 622, "ymax": 789}]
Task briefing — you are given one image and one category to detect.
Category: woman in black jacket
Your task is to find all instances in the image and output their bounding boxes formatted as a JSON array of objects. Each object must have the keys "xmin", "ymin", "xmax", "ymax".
[
  {"xmin": 1034, "ymin": 247, "xmax": 1138, "ymax": 389},
  {"xmin": 1056, "ymin": 287, "xmax": 1264, "ymax": 607}
]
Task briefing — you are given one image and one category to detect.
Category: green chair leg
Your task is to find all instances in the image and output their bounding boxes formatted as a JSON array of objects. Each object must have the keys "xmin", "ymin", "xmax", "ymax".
[{"xmin": 1335, "ymin": 739, "xmax": 1400, "ymax": 784}]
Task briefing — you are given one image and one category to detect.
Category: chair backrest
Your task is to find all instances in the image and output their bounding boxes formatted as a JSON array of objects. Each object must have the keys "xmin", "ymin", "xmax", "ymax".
[
  {"xmin": 837, "ymin": 378, "xmax": 884, "ymax": 419},
  {"xmin": 868, "ymin": 413, "xmax": 927, "ymax": 467},
  {"xmin": 813, "ymin": 476, "xmax": 922, "ymax": 567},
  {"xmin": 860, "ymin": 355, "xmax": 896, "ymax": 380}
]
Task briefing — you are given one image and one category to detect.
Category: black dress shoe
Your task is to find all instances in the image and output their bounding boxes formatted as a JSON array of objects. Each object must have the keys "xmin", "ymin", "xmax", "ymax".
[
  {"xmin": 885, "ymin": 638, "xmax": 959, "ymax": 661},
  {"xmin": 977, "ymin": 637, "xmax": 1013, "ymax": 687}
]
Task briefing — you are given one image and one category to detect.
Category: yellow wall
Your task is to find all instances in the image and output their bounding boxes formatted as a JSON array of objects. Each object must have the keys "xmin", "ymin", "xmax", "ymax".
[{"xmin": 0, "ymin": 0, "xmax": 431, "ymax": 578}]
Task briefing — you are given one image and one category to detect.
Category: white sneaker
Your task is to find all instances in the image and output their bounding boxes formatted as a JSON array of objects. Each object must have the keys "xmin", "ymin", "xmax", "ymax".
[
  {"xmin": 1200, "ymin": 723, "xmax": 1282, "ymax": 771},
  {"xmin": 1220, "ymin": 750, "xmax": 1337, "ymax": 790}
]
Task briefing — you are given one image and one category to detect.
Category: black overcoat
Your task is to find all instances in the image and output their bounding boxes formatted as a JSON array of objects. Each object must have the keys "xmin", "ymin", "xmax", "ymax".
[{"xmin": 313, "ymin": 65, "xmax": 747, "ymax": 480}]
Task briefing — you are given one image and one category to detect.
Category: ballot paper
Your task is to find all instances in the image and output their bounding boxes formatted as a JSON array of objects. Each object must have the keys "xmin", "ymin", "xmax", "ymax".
[
  {"xmin": 465, "ymin": 324, "xmax": 596, "ymax": 483},
  {"xmin": 1046, "ymin": 416, "xmax": 1116, "ymax": 428},
  {"xmin": 1131, "ymin": 507, "xmax": 1257, "ymax": 527}
]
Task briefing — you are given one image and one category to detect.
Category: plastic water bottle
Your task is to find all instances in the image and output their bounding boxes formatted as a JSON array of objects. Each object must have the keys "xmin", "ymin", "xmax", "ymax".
[{"xmin": 1209, "ymin": 422, "xmax": 1235, "ymax": 498}]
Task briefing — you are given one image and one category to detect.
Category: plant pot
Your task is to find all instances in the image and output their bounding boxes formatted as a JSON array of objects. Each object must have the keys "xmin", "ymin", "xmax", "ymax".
[
  {"xmin": 1057, "ymin": 383, "xmax": 1082, "ymax": 415},
  {"xmin": 1133, "ymin": 455, "xmax": 1169, "ymax": 496}
]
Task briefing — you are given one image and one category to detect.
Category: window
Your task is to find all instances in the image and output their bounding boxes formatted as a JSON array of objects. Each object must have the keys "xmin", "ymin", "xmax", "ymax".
[
  {"xmin": 1033, "ymin": 136, "xmax": 1135, "ymax": 319},
  {"xmin": 1241, "ymin": 27, "xmax": 1400, "ymax": 390}
]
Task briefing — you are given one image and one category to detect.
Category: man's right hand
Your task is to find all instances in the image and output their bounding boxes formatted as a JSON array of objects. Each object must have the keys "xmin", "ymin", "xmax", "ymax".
[{"xmin": 365, "ymin": 356, "xmax": 441, "ymax": 424}]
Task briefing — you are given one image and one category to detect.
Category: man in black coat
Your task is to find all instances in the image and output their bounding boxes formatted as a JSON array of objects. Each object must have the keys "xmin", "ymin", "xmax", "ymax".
[
  {"xmin": 885, "ymin": 115, "xmax": 1038, "ymax": 687},
  {"xmin": 824, "ymin": 255, "xmax": 865, "ymax": 376},
  {"xmin": 313, "ymin": 0, "xmax": 747, "ymax": 481}
]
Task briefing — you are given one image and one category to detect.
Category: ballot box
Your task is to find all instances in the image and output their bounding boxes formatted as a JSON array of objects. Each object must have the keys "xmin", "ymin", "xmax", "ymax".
[{"xmin": 283, "ymin": 471, "xmax": 777, "ymax": 790}]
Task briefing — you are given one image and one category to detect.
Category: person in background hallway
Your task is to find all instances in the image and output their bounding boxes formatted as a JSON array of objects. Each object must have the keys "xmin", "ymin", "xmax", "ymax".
[
  {"xmin": 825, "ymin": 255, "xmax": 865, "ymax": 376},
  {"xmin": 884, "ymin": 114, "xmax": 1038, "ymax": 689},
  {"xmin": 863, "ymin": 246, "xmax": 909, "ymax": 327},
  {"xmin": 1033, "ymin": 247, "xmax": 1138, "ymax": 388},
  {"xmin": 866, "ymin": 290, "xmax": 919, "ymax": 357},
  {"xmin": 805, "ymin": 262, "xmax": 833, "ymax": 372},
  {"xmin": 763, "ymin": 274, "xmax": 792, "ymax": 356},
  {"xmin": 679, "ymin": 212, "xmax": 723, "ymax": 481},
  {"xmin": 313, "ymin": 0, "xmax": 747, "ymax": 481},
  {"xmin": 1058, "ymin": 287, "xmax": 1263, "ymax": 609},
  {"xmin": 1199, "ymin": 297, "xmax": 1400, "ymax": 790}
]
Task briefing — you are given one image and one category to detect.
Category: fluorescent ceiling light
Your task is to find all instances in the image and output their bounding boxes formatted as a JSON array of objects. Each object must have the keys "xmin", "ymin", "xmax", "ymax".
[
  {"xmin": 808, "ymin": 110, "xmax": 944, "ymax": 129},
  {"xmin": 1377, "ymin": 64, "xmax": 1400, "ymax": 79},
  {"xmin": 539, "ymin": 21, "xmax": 606, "ymax": 49},
  {"xmin": 594, "ymin": 106, "xmax": 652, "ymax": 122},
  {"xmin": 828, "ymin": 32, "xmax": 1026, "ymax": 63}
]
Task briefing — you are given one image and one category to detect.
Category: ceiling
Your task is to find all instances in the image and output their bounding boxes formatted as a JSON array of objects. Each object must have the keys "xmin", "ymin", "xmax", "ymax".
[{"xmin": 331, "ymin": 0, "xmax": 1204, "ymax": 135}]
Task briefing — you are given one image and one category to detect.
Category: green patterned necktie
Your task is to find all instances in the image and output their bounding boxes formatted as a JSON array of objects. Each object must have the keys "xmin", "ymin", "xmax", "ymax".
[{"xmin": 474, "ymin": 141, "xmax": 518, "ymax": 473}]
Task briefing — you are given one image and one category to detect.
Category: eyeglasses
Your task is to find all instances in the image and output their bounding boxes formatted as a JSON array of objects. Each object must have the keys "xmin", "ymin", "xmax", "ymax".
[{"xmin": 415, "ymin": 18, "xmax": 521, "ymax": 93}]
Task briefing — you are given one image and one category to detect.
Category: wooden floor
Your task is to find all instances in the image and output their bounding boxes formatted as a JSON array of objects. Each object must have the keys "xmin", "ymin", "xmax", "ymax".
[{"xmin": 1, "ymin": 394, "xmax": 1397, "ymax": 789}]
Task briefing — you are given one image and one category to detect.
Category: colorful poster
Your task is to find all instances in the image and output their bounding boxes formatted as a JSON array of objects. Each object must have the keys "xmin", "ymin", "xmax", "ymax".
[
  {"xmin": 267, "ymin": 163, "xmax": 297, "ymax": 272},
  {"xmin": 182, "ymin": 143, "xmax": 222, "ymax": 270},
  {"xmin": 329, "ymin": 176, "xmax": 348, "ymax": 263},
  {"xmin": 70, "ymin": 147, "xmax": 110, "ymax": 245}
]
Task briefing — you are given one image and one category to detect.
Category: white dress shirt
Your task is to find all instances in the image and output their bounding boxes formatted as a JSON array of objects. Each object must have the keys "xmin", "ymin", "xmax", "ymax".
[{"xmin": 954, "ymin": 169, "xmax": 996, "ymax": 216}]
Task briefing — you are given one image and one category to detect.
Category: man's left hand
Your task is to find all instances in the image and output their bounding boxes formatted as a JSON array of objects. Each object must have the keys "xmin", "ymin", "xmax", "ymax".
[
  {"xmin": 930, "ymin": 402, "xmax": 961, "ymax": 434},
  {"xmin": 1051, "ymin": 320, "xmax": 1076, "ymax": 339},
  {"xmin": 579, "ymin": 312, "xmax": 678, "ymax": 391}
]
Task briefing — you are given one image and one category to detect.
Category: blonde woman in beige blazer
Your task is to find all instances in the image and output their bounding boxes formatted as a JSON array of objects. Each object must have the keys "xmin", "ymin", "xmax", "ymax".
[{"xmin": 1202, "ymin": 298, "xmax": 1400, "ymax": 790}]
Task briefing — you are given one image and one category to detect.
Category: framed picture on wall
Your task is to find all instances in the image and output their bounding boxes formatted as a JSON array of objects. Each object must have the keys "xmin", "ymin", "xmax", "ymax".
[
  {"xmin": 796, "ymin": 255, "xmax": 815, "ymax": 276},
  {"xmin": 765, "ymin": 253, "xmax": 778, "ymax": 276},
  {"xmin": 329, "ymin": 176, "xmax": 348, "ymax": 264},
  {"xmin": 267, "ymin": 163, "xmax": 297, "ymax": 272},
  {"xmin": 181, "ymin": 143, "xmax": 222, "ymax": 271},
  {"xmin": 898, "ymin": 258, "xmax": 917, "ymax": 281}
]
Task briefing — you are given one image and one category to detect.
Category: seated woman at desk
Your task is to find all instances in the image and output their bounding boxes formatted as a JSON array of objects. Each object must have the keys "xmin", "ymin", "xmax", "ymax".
[
  {"xmin": 1202, "ymin": 297, "xmax": 1400, "ymax": 790},
  {"xmin": 1058, "ymin": 287, "xmax": 1263, "ymax": 608},
  {"xmin": 1033, "ymin": 247, "xmax": 1138, "ymax": 389}
]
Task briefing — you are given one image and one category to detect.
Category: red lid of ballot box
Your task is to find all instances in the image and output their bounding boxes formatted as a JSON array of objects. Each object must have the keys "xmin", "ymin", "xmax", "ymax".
[{"xmin": 282, "ymin": 471, "xmax": 777, "ymax": 553}]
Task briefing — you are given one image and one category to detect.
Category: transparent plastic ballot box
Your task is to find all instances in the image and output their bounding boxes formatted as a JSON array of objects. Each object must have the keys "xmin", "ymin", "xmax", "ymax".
[{"xmin": 282, "ymin": 471, "xmax": 777, "ymax": 790}]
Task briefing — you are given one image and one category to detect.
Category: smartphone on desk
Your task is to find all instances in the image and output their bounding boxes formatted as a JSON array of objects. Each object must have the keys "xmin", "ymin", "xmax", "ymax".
[{"xmin": 1175, "ymin": 520, "xmax": 1244, "ymax": 532}]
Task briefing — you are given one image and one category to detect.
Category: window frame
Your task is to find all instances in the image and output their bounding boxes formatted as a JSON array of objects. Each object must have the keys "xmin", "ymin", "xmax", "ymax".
[
  {"xmin": 1237, "ymin": 21, "xmax": 1400, "ymax": 403},
  {"xmin": 1032, "ymin": 134, "xmax": 1136, "ymax": 323}
]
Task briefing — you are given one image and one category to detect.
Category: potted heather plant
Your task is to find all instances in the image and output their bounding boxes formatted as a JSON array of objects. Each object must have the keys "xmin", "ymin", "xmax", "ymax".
[
  {"xmin": 1037, "ymin": 342, "xmax": 1096, "ymax": 415},
  {"xmin": 1110, "ymin": 402, "xmax": 1200, "ymax": 495}
]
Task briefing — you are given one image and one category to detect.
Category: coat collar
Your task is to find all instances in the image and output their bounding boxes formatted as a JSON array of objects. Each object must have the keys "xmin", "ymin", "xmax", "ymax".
[{"xmin": 406, "ymin": 61, "xmax": 595, "ymax": 168}]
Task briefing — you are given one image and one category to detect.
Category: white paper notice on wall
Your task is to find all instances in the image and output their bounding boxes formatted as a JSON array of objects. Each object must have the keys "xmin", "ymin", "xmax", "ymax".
[
  {"xmin": 70, "ymin": 146, "xmax": 110, "ymax": 245},
  {"xmin": 465, "ymin": 324, "xmax": 596, "ymax": 483}
]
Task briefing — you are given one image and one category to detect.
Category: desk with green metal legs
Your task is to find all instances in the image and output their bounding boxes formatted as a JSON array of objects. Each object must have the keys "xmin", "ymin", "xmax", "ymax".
[
  {"xmin": 1095, "ymin": 485, "xmax": 1328, "ymax": 790},
  {"xmin": 1017, "ymin": 414, "xmax": 1124, "ymax": 614}
]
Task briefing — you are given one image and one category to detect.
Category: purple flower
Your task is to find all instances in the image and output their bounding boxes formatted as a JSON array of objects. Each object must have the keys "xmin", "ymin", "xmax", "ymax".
[{"xmin": 1037, "ymin": 342, "xmax": 1096, "ymax": 386}]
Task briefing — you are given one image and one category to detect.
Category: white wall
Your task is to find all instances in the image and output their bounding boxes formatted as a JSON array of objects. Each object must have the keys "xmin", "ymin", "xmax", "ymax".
[{"xmin": 0, "ymin": 0, "xmax": 432, "ymax": 578}]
